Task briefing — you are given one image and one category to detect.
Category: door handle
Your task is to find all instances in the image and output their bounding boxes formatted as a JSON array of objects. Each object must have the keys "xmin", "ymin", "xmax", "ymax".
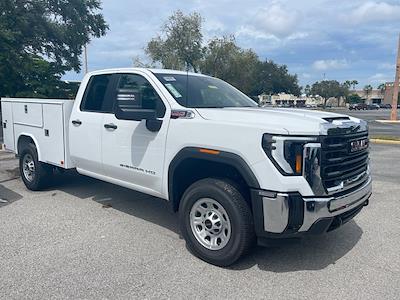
[
  {"xmin": 72, "ymin": 119, "xmax": 82, "ymax": 126},
  {"xmin": 104, "ymin": 123, "xmax": 117, "ymax": 130}
]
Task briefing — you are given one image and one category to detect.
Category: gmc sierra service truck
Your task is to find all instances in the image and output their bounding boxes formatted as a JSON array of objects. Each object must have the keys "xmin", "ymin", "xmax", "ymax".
[{"xmin": 1, "ymin": 68, "xmax": 372, "ymax": 266}]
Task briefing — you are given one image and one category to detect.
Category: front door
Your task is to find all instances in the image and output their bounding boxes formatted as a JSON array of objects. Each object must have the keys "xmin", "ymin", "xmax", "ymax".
[{"xmin": 101, "ymin": 72, "xmax": 170, "ymax": 196}]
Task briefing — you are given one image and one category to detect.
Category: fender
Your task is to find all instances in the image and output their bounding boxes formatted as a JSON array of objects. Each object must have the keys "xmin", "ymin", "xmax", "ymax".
[
  {"xmin": 16, "ymin": 133, "xmax": 42, "ymax": 161},
  {"xmin": 168, "ymin": 147, "xmax": 260, "ymax": 210}
]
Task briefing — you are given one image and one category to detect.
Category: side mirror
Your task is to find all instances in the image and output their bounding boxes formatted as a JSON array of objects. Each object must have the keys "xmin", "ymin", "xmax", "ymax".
[{"xmin": 115, "ymin": 107, "xmax": 163, "ymax": 132}]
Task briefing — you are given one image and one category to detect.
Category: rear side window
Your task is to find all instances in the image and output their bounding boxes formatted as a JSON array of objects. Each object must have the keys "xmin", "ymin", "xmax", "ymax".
[
  {"xmin": 80, "ymin": 74, "xmax": 112, "ymax": 112},
  {"xmin": 114, "ymin": 74, "xmax": 166, "ymax": 118}
]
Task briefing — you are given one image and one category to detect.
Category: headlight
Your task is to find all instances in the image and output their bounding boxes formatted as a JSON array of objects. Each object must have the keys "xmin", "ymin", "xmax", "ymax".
[{"xmin": 262, "ymin": 134, "xmax": 318, "ymax": 175}]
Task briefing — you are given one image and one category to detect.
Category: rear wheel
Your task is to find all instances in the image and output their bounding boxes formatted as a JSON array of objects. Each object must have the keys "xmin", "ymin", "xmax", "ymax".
[
  {"xmin": 19, "ymin": 143, "xmax": 50, "ymax": 191},
  {"xmin": 179, "ymin": 178, "xmax": 255, "ymax": 266}
]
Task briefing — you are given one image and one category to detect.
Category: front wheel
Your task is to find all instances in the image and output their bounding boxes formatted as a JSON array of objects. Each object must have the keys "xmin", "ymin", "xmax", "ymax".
[
  {"xmin": 179, "ymin": 178, "xmax": 255, "ymax": 266},
  {"xmin": 19, "ymin": 143, "xmax": 50, "ymax": 191}
]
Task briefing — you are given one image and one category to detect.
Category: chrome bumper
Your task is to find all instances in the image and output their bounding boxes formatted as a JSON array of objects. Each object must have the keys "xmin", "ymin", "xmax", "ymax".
[
  {"xmin": 299, "ymin": 175, "xmax": 371, "ymax": 232},
  {"xmin": 258, "ymin": 175, "xmax": 372, "ymax": 234}
]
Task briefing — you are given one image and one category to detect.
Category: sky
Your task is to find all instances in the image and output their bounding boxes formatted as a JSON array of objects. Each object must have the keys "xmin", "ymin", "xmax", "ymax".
[{"xmin": 64, "ymin": 0, "xmax": 400, "ymax": 89}]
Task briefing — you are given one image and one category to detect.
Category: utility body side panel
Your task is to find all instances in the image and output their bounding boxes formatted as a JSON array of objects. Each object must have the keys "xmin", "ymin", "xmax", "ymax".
[{"xmin": 0, "ymin": 98, "xmax": 75, "ymax": 168}]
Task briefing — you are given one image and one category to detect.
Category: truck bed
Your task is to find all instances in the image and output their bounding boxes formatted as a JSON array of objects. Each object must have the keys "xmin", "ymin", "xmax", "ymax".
[{"xmin": 1, "ymin": 98, "xmax": 75, "ymax": 169}]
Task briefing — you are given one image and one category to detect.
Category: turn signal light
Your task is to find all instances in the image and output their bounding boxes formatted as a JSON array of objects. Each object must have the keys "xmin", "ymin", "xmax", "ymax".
[
  {"xmin": 295, "ymin": 154, "xmax": 302, "ymax": 174},
  {"xmin": 199, "ymin": 148, "xmax": 220, "ymax": 155}
]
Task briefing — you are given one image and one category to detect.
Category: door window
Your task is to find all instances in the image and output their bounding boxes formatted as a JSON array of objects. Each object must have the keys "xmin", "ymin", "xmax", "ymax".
[
  {"xmin": 80, "ymin": 74, "xmax": 113, "ymax": 112},
  {"xmin": 114, "ymin": 74, "xmax": 166, "ymax": 118}
]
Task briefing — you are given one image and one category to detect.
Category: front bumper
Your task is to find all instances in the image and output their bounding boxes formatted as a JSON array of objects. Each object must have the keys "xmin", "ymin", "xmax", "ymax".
[{"xmin": 251, "ymin": 175, "xmax": 372, "ymax": 239}]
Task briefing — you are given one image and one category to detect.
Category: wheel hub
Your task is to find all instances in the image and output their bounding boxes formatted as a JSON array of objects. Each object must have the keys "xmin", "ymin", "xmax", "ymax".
[
  {"xmin": 22, "ymin": 154, "xmax": 35, "ymax": 182},
  {"xmin": 189, "ymin": 198, "xmax": 231, "ymax": 250}
]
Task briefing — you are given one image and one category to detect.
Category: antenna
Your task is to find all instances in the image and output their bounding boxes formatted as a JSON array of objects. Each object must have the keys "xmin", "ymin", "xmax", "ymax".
[{"xmin": 186, "ymin": 62, "xmax": 189, "ymax": 107}]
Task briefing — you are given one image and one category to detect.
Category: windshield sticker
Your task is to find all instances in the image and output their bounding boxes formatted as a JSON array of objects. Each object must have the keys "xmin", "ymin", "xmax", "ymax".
[
  {"xmin": 163, "ymin": 76, "xmax": 176, "ymax": 82},
  {"xmin": 208, "ymin": 85, "xmax": 218, "ymax": 89},
  {"xmin": 165, "ymin": 83, "xmax": 182, "ymax": 98}
]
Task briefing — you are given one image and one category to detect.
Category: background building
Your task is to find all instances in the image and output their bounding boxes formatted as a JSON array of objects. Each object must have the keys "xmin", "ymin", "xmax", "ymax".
[
  {"xmin": 258, "ymin": 92, "xmax": 323, "ymax": 107},
  {"xmin": 349, "ymin": 89, "xmax": 384, "ymax": 104},
  {"xmin": 350, "ymin": 82, "xmax": 399, "ymax": 105}
]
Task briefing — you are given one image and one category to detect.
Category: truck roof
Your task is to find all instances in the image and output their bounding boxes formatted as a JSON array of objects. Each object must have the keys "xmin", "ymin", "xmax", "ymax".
[{"xmin": 86, "ymin": 67, "xmax": 207, "ymax": 77}]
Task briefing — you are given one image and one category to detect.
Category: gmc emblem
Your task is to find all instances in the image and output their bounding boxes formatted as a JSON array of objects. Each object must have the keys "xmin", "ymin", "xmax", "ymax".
[{"xmin": 350, "ymin": 138, "xmax": 368, "ymax": 152}]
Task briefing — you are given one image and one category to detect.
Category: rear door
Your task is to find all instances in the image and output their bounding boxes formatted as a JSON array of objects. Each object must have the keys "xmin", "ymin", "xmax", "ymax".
[
  {"xmin": 101, "ymin": 72, "xmax": 170, "ymax": 196},
  {"xmin": 69, "ymin": 74, "xmax": 114, "ymax": 175}
]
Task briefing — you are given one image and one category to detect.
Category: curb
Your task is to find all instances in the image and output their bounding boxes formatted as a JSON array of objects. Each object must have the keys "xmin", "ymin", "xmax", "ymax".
[
  {"xmin": 376, "ymin": 120, "xmax": 400, "ymax": 124},
  {"xmin": 370, "ymin": 139, "xmax": 400, "ymax": 145}
]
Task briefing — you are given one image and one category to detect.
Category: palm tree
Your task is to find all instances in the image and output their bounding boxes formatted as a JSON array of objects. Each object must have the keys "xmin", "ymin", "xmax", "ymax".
[
  {"xmin": 351, "ymin": 80, "xmax": 359, "ymax": 90},
  {"xmin": 363, "ymin": 84, "xmax": 373, "ymax": 103},
  {"xmin": 377, "ymin": 83, "xmax": 385, "ymax": 95},
  {"xmin": 344, "ymin": 80, "xmax": 352, "ymax": 89}
]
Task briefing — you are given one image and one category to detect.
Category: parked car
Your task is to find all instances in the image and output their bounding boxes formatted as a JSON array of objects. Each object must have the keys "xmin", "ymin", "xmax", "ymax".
[
  {"xmin": 379, "ymin": 103, "xmax": 392, "ymax": 109},
  {"xmin": 367, "ymin": 104, "xmax": 379, "ymax": 110},
  {"xmin": 0, "ymin": 68, "xmax": 372, "ymax": 266},
  {"xmin": 349, "ymin": 103, "xmax": 367, "ymax": 110}
]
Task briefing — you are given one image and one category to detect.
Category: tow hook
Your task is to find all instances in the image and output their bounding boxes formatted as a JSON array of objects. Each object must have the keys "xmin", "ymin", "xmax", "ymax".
[{"xmin": 363, "ymin": 199, "xmax": 369, "ymax": 207}]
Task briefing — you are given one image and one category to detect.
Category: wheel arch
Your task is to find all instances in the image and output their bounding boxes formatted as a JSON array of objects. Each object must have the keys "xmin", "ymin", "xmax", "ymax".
[
  {"xmin": 168, "ymin": 147, "xmax": 260, "ymax": 212},
  {"xmin": 17, "ymin": 134, "xmax": 41, "ymax": 161}
]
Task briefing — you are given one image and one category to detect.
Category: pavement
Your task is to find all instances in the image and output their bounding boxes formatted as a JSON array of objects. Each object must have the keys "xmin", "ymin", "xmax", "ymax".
[{"xmin": 0, "ymin": 144, "xmax": 399, "ymax": 299}]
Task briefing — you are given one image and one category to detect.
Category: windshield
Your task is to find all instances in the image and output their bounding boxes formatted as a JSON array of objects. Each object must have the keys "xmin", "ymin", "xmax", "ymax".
[{"xmin": 154, "ymin": 73, "xmax": 257, "ymax": 108}]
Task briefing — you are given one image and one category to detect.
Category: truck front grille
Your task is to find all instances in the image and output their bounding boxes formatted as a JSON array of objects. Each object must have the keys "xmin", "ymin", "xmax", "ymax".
[{"xmin": 320, "ymin": 130, "xmax": 369, "ymax": 192}]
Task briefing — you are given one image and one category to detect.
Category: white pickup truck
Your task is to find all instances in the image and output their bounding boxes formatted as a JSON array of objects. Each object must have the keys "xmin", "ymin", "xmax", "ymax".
[{"xmin": 1, "ymin": 68, "xmax": 372, "ymax": 266}]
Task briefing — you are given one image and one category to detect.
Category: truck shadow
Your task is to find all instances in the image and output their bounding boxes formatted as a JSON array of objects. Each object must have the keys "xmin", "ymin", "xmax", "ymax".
[
  {"xmin": 232, "ymin": 221, "xmax": 363, "ymax": 272},
  {"xmin": 50, "ymin": 171, "xmax": 363, "ymax": 273}
]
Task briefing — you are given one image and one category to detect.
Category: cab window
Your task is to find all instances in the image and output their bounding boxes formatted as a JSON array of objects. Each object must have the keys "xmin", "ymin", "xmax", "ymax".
[
  {"xmin": 114, "ymin": 74, "xmax": 166, "ymax": 118},
  {"xmin": 80, "ymin": 74, "xmax": 113, "ymax": 112}
]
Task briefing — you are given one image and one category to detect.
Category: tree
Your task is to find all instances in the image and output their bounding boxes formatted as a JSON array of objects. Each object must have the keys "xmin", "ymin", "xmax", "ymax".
[
  {"xmin": 351, "ymin": 80, "xmax": 359, "ymax": 90},
  {"xmin": 304, "ymin": 84, "xmax": 311, "ymax": 96},
  {"xmin": 310, "ymin": 80, "xmax": 342, "ymax": 107},
  {"xmin": 251, "ymin": 60, "xmax": 301, "ymax": 97},
  {"xmin": 0, "ymin": 0, "xmax": 108, "ymax": 97},
  {"xmin": 340, "ymin": 82, "xmax": 351, "ymax": 105},
  {"xmin": 347, "ymin": 93, "xmax": 363, "ymax": 104},
  {"xmin": 200, "ymin": 36, "xmax": 259, "ymax": 95},
  {"xmin": 145, "ymin": 11, "xmax": 301, "ymax": 97},
  {"xmin": 146, "ymin": 10, "xmax": 203, "ymax": 72},
  {"xmin": 363, "ymin": 84, "xmax": 373, "ymax": 102},
  {"xmin": 377, "ymin": 83, "xmax": 385, "ymax": 97}
]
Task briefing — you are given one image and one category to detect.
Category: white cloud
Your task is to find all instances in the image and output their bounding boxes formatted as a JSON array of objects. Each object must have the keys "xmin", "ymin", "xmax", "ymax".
[
  {"xmin": 377, "ymin": 62, "xmax": 395, "ymax": 70},
  {"xmin": 252, "ymin": 4, "xmax": 302, "ymax": 38},
  {"xmin": 312, "ymin": 59, "xmax": 348, "ymax": 70},
  {"xmin": 346, "ymin": 1, "xmax": 400, "ymax": 24},
  {"xmin": 368, "ymin": 72, "xmax": 391, "ymax": 83},
  {"xmin": 236, "ymin": 25, "xmax": 279, "ymax": 40}
]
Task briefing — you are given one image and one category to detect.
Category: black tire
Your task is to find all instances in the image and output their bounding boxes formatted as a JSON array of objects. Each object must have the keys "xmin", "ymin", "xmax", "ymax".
[
  {"xmin": 179, "ymin": 178, "xmax": 255, "ymax": 267},
  {"xmin": 19, "ymin": 143, "xmax": 50, "ymax": 191}
]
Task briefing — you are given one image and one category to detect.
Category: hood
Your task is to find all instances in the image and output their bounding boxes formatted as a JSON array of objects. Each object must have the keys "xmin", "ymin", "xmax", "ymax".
[{"xmin": 195, "ymin": 107, "xmax": 356, "ymax": 135}]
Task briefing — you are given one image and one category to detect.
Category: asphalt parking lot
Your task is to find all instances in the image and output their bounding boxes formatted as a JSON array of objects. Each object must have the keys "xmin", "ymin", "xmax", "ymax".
[
  {"xmin": 0, "ymin": 144, "xmax": 399, "ymax": 299},
  {"xmin": 328, "ymin": 108, "xmax": 400, "ymax": 137}
]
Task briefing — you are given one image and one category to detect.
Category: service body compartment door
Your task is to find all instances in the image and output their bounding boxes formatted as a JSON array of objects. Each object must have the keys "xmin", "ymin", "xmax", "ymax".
[
  {"xmin": 1, "ymin": 101, "xmax": 15, "ymax": 151},
  {"xmin": 12, "ymin": 102, "xmax": 43, "ymax": 127},
  {"xmin": 41, "ymin": 104, "xmax": 66, "ymax": 166}
]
